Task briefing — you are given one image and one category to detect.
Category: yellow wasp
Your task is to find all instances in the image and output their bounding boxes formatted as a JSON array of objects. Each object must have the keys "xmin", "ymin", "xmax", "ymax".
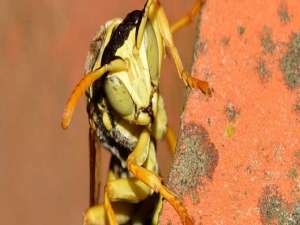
[{"xmin": 62, "ymin": 0, "xmax": 210, "ymax": 224}]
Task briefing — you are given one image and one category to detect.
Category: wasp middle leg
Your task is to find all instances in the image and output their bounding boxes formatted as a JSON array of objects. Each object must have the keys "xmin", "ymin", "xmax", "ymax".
[{"xmin": 127, "ymin": 129, "xmax": 193, "ymax": 225}]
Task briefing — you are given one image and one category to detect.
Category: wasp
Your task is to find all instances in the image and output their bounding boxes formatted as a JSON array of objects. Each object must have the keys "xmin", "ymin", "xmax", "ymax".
[{"xmin": 62, "ymin": 0, "xmax": 210, "ymax": 224}]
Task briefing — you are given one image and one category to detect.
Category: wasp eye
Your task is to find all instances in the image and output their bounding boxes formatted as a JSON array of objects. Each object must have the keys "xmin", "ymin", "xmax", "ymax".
[
  {"xmin": 104, "ymin": 75, "xmax": 135, "ymax": 117},
  {"xmin": 145, "ymin": 22, "xmax": 159, "ymax": 84}
]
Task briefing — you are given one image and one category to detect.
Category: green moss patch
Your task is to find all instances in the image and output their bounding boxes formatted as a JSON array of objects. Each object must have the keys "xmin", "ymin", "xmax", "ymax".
[
  {"xmin": 259, "ymin": 186, "xmax": 300, "ymax": 225},
  {"xmin": 261, "ymin": 27, "xmax": 276, "ymax": 54},
  {"xmin": 225, "ymin": 102, "xmax": 238, "ymax": 122},
  {"xmin": 168, "ymin": 123, "xmax": 218, "ymax": 200},
  {"xmin": 237, "ymin": 26, "xmax": 246, "ymax": 36},
  {"xmin": 281, "ymin": 33, "xmax": 300, "ymax": 88},
  {"xmin": 278, "ymin": 3, "xmax": 291, "ymax": 24},
  {"xmin": 257, "ymin": 57, "xmax": 271, "ymax": 81}
]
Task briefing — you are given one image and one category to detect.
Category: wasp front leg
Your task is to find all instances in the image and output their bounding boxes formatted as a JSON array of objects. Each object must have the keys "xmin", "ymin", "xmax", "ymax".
[
  {"xmin": 171, "ymin": 0, "xmax": 204, "ymax": 33},
  {"xmin": 149, "ymin": 0, "xmax": 211, "ymax": 95},
  {"xmin": 127, "ymin": 129, "xmax": 193, "ymax": 225}
]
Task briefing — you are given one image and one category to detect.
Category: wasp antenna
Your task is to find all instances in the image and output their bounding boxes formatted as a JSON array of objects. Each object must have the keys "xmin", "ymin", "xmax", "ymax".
[
  {"xmin": 61, "ymin": 67, "xmax": 108, "ymax": 129},
  {"xmin": 61, "ymin": 59, "xmax": 128, "ymax": 129}
]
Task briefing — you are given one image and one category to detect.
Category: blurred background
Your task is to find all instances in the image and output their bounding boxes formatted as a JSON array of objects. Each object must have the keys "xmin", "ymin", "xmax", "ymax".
[{"xmin": 0, "ymin": 0, "xmax": 199, "ymax": 224}]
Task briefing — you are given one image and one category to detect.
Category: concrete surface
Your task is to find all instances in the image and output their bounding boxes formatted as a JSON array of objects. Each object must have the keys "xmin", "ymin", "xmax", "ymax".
[
  {"xmin": 0, "ymin": 1, "xmax": 198, "ymax": 225},
  {"xmin": 160, "ymin": 1, "xmax": 300, "ymax": 224}
]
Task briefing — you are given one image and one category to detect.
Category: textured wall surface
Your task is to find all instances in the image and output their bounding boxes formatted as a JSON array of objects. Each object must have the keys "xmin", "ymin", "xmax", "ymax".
[
  {"xmin": 160, "ymin": 0, "xmax": 300, "ymax": 224},
  {"xmin": 0, "ymin": 1, "xmax": 198, "ymax": 225}
]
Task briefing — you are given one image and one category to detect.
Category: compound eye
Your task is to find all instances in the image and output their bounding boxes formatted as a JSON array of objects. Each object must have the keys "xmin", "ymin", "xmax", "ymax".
[
  {"xmin": 145, "ymin": 22, "xmax": 159, "ymax": 84},
  {"xmin": 104, "ymin": 75, "xmax": 135, "ymax": 117}
]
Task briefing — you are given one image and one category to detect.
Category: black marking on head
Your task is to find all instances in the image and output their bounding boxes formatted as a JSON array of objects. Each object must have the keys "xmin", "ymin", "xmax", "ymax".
[
  {"xmin": 91, "ymin": 10, "xmax": 143, "ymax": 102},
  {"xmin": 101, "ymin": 10, "xmax": 143, "ymax": 66}
]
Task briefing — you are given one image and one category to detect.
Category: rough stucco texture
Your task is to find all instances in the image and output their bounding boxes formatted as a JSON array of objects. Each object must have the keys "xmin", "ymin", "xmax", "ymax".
[
  {"xmin": 160, "ymin": 0, "xmax": 300, "ymax": 224},
  {"xmin": 0, "ymin": 1, "xmax": 198, "ymax": 225}
]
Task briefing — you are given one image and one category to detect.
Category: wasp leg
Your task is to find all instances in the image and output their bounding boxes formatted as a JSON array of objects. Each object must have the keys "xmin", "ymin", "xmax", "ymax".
[
  {"xmin": 127, "ymin": 129, "xmax": 193, "ymax": 225},
  {"xmin": 61, "ymin": 58, "xmax": 127, "ymax": 129},
  {"xmin": 134, "ymin": 0, "xmax": 210, "ymax": 94},
  {"xmin": 166, "ymin": 127, "xmax": 177, "ymax": 155},
  {"xmin": 106, "ymin": 178, "xmax": 152, "ymax": 203},
  {"xmin": 103, "ymin": 178, "xmax": 152, "ymax": 225},
  {"xmin": 92, "ymin": 140, "xmax": 159, "ymax": 225},
  {"xmin": 135, "ymin": 0, "xmax": 154, "ymax": 51},
  {"xmin": 84, "ymin": 204, "xmax": 107, "ymax": 225},
  {"xmin": 151, "ymin": 93, "xmax": 176, "ymax": 154},
  {"xmin": 84, "ymin": 202, "xmax": 135, "ymax": 225},
  {"xmin": 151, "ymin": 195, "xmax": 163, "ymax": 225},
  {"xmin": 85, "ymin": 169, "xmax": 147, "ymax": 225},
  {"xmin": 149, "ymin": 2, "xmax": 211, "ymax": 95},
  {"xmin": 103, "ymin": 186, "xmax": 118, "ymax": 225},
  {"xmin": 171, "ymin": 0, "xmax": 204, "ymax": 33}
]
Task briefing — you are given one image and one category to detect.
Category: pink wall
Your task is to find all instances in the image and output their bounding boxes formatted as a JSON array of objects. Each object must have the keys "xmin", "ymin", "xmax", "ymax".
[{"xmin": 0, "ymin": 1, "xmax": 198, "ymax": 225}]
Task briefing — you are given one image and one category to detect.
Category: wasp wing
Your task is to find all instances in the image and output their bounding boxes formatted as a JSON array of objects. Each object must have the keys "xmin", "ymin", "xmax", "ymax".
[
  {"xmin": 85, "ymin": 26, "xmax": 107, "ymax": 206},
  {"xmin": 89, "ymin": 128, "xmax": 102, "ymax": 206}
]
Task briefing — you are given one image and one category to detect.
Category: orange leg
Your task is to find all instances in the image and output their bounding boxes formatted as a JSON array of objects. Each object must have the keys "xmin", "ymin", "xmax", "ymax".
[
  {"xmin": 166, "ymin": 127, "xmax": 177, "ymax": 155},
  {"xmin": 149, "ymin": 0, "xmax": 211, "ymax": 95},
  {"xmin": 127, "ymin": 129, "xmax": 194, "ymax": 225},
  {"xmin": 171, "ymin": 0, "xmax": 204, "ymax": 33},
  {"xmin": 103, "ymin": 187, "xmax": 118, "ymax": 225}
]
